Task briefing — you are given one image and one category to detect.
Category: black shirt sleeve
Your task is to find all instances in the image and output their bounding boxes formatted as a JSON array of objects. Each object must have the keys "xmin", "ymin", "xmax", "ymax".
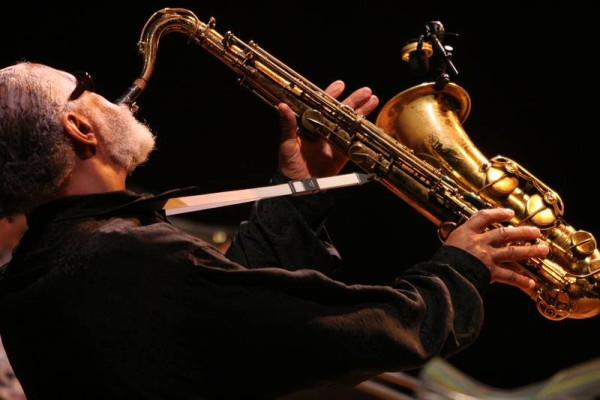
[{"xmin": 225, "ymin": 170, "xmax": 340, "ymax": 274}]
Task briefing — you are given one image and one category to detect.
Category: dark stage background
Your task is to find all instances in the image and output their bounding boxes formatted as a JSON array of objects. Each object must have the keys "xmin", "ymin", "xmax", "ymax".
[{"xmin": 3, "ymin": 1, "xmax": 600, "ymax": 396}]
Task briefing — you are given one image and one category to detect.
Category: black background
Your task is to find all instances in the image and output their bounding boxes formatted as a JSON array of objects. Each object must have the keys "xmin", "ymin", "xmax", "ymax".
[{"xmin": 3, "ymin": 0, "xmax": 600, "ymax": 394}]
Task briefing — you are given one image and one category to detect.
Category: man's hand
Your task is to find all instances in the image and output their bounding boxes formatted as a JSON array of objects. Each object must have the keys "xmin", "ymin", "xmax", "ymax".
[
  {"xmin": 444, "ymin": 208, "xmax": 550, "ymax": 291},
  {"xmin": 277, "ymin": 80, "xmax": 379, "ymax": 180}
]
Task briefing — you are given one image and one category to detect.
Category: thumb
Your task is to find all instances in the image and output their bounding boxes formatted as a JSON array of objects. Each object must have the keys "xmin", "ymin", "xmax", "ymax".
[{"xmin": 277, "ymin": 103, "xmax": 298, "ymax": 143}]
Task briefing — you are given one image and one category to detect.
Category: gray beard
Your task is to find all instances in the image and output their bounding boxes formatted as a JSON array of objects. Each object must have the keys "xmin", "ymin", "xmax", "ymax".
[{"xmin": 98, "ymin": 104, "xmax": 157, "ymax": 173}]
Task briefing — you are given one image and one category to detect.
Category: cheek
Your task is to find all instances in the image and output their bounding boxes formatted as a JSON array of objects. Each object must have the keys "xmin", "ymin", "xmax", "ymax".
[{"xmin": 87, "ymin": 94, "xmax": 119, "ymax": 113}]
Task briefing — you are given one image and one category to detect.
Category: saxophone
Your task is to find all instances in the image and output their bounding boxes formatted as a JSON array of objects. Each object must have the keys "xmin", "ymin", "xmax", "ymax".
[{"xmin": 118, "ymin": 7, "xmax": 600, "ymax": 320}]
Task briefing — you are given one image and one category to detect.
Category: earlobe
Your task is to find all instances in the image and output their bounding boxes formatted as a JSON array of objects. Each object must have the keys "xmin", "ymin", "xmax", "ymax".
[{"xmin": 63, "ymin": 111, "xmax": 97, "ymax": 159}]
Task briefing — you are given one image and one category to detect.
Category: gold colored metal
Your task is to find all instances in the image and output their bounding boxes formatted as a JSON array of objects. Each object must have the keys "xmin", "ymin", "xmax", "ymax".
[
  {"xmin": 401, "ymin": 41, "xmax": 433, "ymax": 62},
  {"xmin": 377, "ymin": 84, "xmax": 600, "ymax": 320},
  {"xmin": 122, "ymin": 8, "xmax": 600, "ymax": 320}
]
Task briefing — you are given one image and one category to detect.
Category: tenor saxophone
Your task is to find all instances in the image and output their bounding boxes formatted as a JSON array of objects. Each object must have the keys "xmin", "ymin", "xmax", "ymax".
[{"xmin": 118, "ymin": 7, "xmax": 600, "ymax": 320}]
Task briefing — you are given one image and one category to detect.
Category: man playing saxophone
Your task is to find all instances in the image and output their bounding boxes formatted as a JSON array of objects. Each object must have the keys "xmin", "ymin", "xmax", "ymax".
[{"xmin": 0, "ymin": 61, "xmax": 548, "ymax": 399}]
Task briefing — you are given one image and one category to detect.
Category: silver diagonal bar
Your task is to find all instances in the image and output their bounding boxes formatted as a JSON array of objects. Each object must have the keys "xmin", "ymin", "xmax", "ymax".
[{"xmin": 164, "ymin": 173, "xmax": 374, "ymax": 216}]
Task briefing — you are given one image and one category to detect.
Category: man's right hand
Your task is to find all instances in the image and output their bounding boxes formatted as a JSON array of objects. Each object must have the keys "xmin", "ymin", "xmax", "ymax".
[{"xmin": 443, "ymin": 208, "xmax": 549, "ymax": 291}]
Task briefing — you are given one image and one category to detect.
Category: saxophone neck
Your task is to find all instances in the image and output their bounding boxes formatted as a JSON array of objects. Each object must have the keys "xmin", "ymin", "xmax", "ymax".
[{"xmin": 115, "ymin": 8, "xmax": 208, "ymax": 107}]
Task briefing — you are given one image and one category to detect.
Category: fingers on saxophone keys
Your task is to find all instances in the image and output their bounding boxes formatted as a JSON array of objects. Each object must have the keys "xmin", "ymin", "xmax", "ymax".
[
  {"xmin": 489, "ymin": 225, "xmax": 542, "ymax": 245},
  {"xmin": 495, "ymin": 241, "xmax": 550, "ymax": 263},
  {"xmin": 493, "ymin": 268, "xmax": 536, "ymax": 291},
  {"xmin": 355, "ymin": 94, "xmax": 379, "ymax": 118},
  {"xmin": 467, "ymin": 208, "xmax": 515, "ymax": 232},
  {"xmin": 324, "ymin": 80, "xmax": 345, "ymax": 98},
  {"xmin": 342, "ymin": 87, "xmax": 374, "ymax": 110}
]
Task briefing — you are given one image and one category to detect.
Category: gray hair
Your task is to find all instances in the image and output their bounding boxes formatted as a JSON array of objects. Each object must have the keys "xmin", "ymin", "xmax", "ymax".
[{"xmin": 0, "ymin": 62, "xmax": 75, "ymax": 218}]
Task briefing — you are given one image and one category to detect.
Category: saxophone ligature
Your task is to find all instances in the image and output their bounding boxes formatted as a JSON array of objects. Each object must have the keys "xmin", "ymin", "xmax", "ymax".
[{"xmin": 118, "ymin": 8, "xmax": 600, "ymax": 320}]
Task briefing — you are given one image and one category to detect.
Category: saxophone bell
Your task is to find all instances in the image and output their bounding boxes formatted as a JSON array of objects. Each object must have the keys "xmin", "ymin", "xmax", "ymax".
[{"xmin": 375, "ymin": 81, "xmax": 600, "ymax": 321}]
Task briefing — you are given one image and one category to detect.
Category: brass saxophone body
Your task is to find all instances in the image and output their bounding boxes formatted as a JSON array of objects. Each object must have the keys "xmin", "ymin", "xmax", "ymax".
[{"xmin": 119, "ymin": 8, "xmax": 600, "ymax": 320}]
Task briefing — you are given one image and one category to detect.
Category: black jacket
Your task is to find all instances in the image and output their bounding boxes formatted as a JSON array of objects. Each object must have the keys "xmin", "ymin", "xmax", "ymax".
[{"xmin": 0, "ymin": 180, "xmax": 490, "ymax": 400}]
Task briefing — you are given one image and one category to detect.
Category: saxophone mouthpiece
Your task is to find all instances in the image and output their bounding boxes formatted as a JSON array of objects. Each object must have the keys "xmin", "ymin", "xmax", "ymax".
[{"xmin": 115, "ymin": 78, "xmax": 148, "ymax": 110}]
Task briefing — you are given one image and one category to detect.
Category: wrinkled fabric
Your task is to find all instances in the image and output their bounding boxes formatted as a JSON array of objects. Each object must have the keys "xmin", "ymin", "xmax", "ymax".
[{"xmin": 0, "ymin": 178, "xmax": 490, "ymax": 400}]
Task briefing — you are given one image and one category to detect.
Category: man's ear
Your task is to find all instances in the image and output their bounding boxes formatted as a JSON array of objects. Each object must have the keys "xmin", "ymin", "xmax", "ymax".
[{"xmin": 63, "ymin": 111, "xmax": 98, "ymax": 159}]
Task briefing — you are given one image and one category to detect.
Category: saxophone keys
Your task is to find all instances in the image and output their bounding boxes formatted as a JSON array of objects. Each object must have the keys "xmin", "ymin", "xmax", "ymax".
[
  {"xmin": 570, "ymin": 230, "xmax": 597, "ymax": 259},
  {"xmin": 536, "ymin": 287, "xmax": 572, "ymax": 321},
  {"xmin": 526, "ymin": 194, "xmax": 557, "ymax": 227},
  {"xmin": 485, "ymin": 167, "xmax": 518, "ymax": 196},
  {"xmin": 437, "ymin": 221, "xmax": 457, "ymax": 242}
]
